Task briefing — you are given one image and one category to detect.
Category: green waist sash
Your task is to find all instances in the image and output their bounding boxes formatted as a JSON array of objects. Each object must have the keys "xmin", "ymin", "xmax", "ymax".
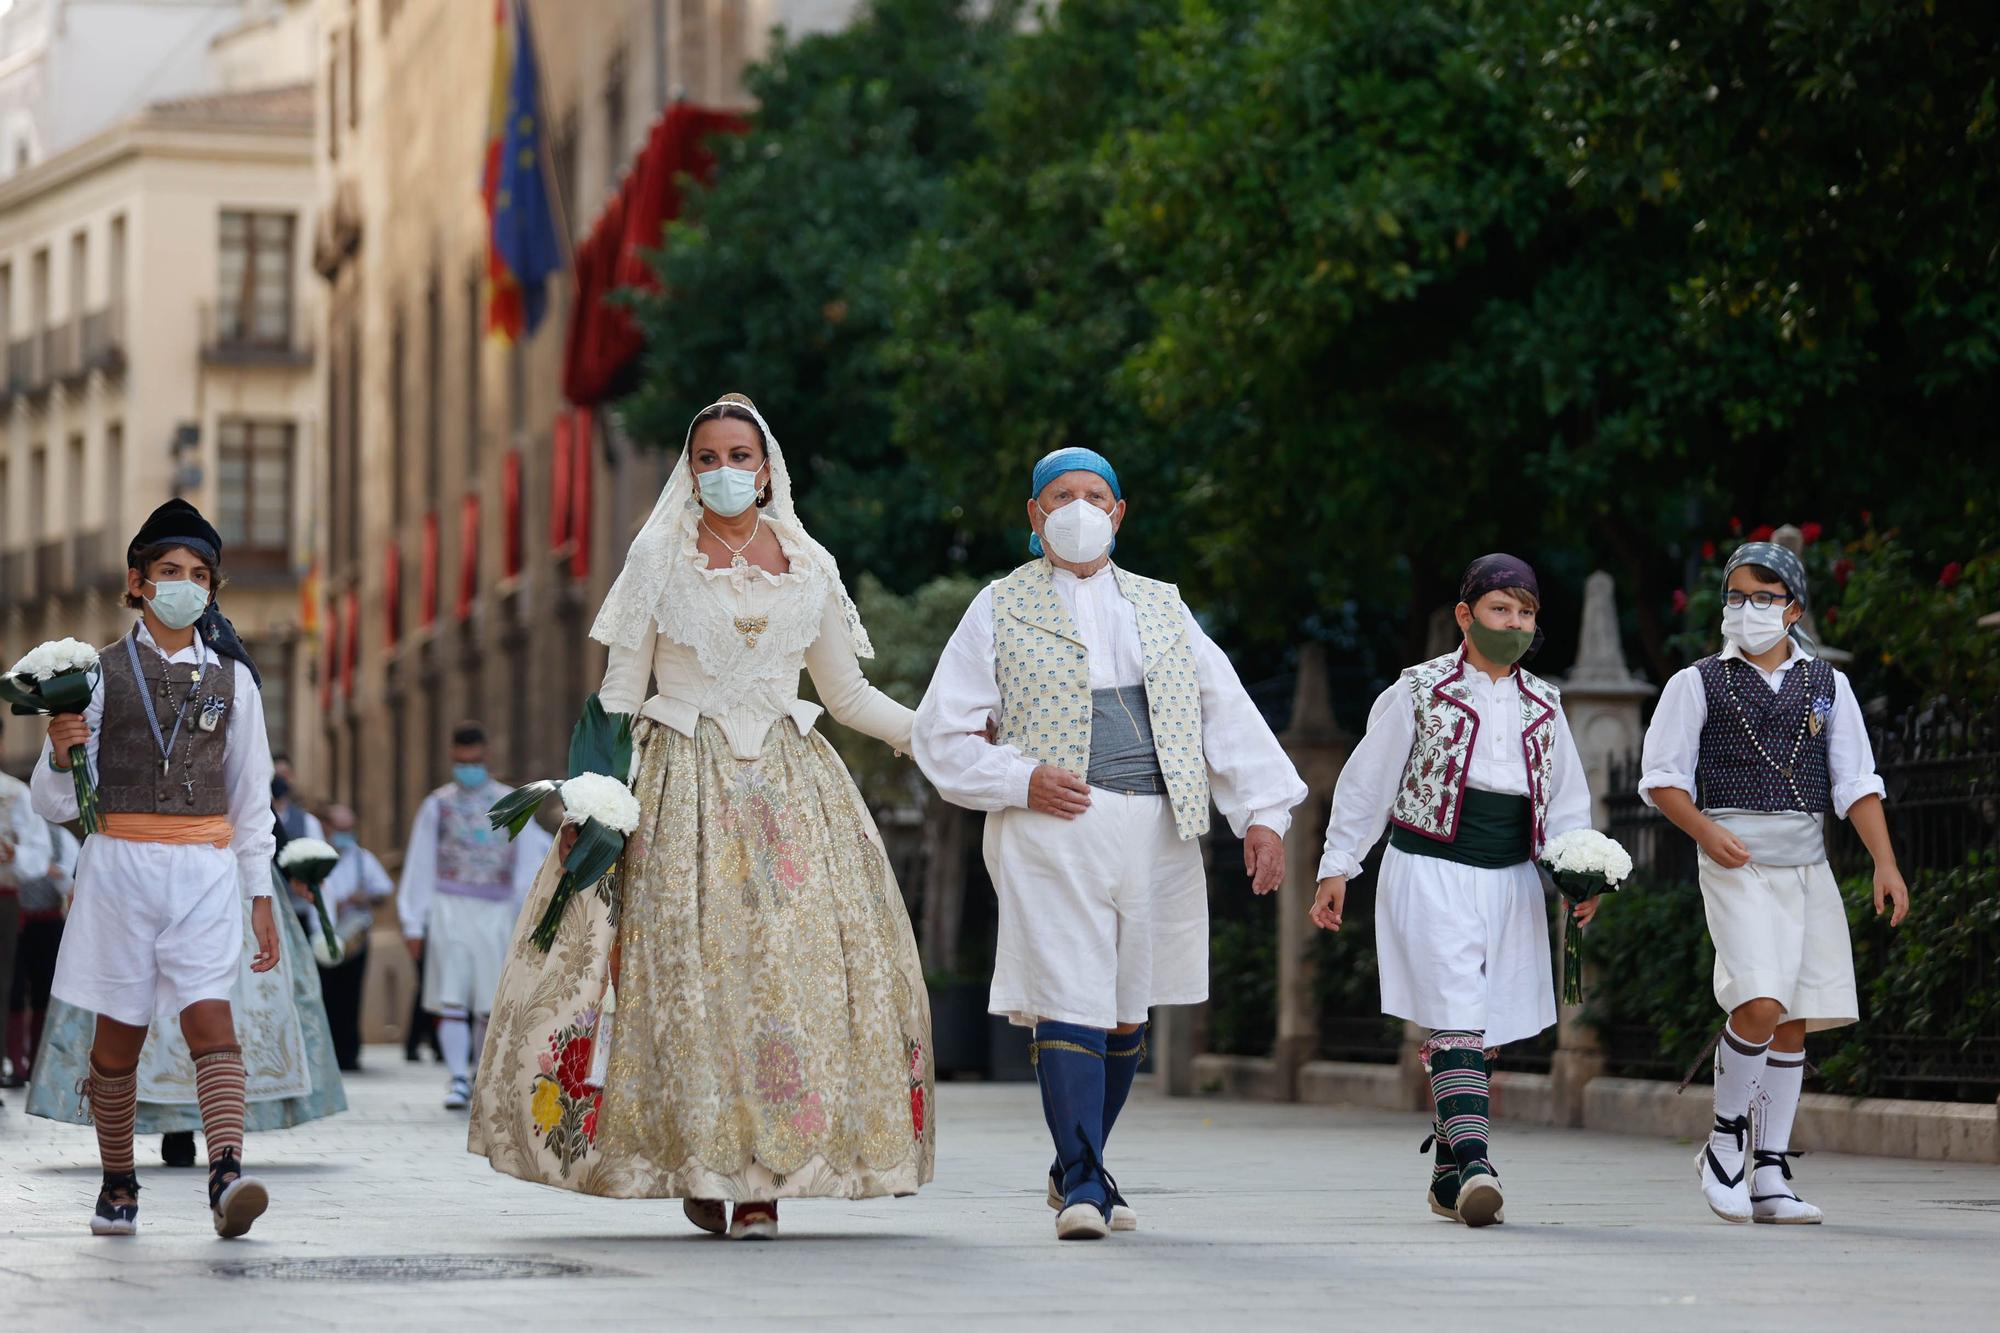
[{"xmin": 1390, "ymin": 788, "xmax": 1532, "ymax": 869}]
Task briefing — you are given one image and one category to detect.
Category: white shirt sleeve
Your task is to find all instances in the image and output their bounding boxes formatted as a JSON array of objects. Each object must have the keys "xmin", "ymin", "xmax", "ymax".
[
  {"xmin": 7, "ymin": 785, "xmax": 52, "ymax": 880},
  {"xmin": 222, "ymin": 662, "xmax": 279, "ymax": 900},
  {"xmin": 1544, "ymin": 706, "xmax": 1595, "ymax": 840},
  {"xmin": 1317, "ymin": 681, "xmax": 1416, "ymax": 881},
  {"xmin": 912, "ymin": 586, "xmax": 1039, "ymax": 813},
  {"xmin": 360, "ymin": 848, "xmax": 395, "ymax": 903},
  {"xmin": 1638, "ymin": 666, "xmax": 1706, "ymax": 808},
  {"xmin": 1183, "ymin": 606, "xmax": 1306, "ymax": 838},
  {"xmin": 1826, "ymin": 668, "xmax": 1885, "ymax": 817},
  {"xmin": 397, "ymin": 793, "xmax": 441, "ymax": 940},
  {"xmin": 598, "ymin": 626, "xmax": 656, "ymax": 717},
  {"xmin": 805, "ymin": 592, "xmax": 915, "ymax": 751},
  {"xmin": 30, "ymin": 671, "xmax": 105, "ymax": 823}
]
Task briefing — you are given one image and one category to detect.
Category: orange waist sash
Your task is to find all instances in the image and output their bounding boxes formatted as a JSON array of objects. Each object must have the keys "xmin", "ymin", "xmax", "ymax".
[{"xmin": 99, "ymin": 813, "xmax": 234, "ymax": 849}]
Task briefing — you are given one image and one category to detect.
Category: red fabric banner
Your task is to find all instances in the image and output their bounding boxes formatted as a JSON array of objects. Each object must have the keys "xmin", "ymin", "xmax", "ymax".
[
  {"xmin": 562, "ymin": 103, "xmax": 746, "ymax": 406},
  {"xmin": 420, "ymin": 510, "xmax": 440, "ymax": 628},
  {"xmin": 457, "ymin": 492, "xmax": 480, "ymax": 621},
  {"xmin": 549, "ymin": 411, "xmax": 573, "ymax": 550},
  {"xmin": 569, "ymin": 407, "xmax": 594, "ymax": 579}
]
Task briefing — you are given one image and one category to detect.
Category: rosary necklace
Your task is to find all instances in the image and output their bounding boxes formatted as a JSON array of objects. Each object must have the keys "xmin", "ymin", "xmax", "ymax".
[{"xmin": 128, "ymin": 629, "xmax": 207, "ymax": 806}]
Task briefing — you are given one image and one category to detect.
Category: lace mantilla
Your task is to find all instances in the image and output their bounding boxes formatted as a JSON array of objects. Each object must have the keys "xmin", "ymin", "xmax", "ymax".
[{"xmin": 591, "ymin": 399, "xmax": 874, "ymax": 665}]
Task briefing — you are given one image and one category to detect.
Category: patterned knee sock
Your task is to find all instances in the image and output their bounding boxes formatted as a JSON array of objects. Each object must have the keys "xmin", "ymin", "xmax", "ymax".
[
  {"xmin": 193, "ymin": 1046, "xmax": 248, "ymax": 1164},
  {"xmin": 86, "ymin": 1060, "xmax": 139, "ymax": 1176},
  {"xmin": 1424, "ymin": 1030, "xmax": 1492, "ymax": 1178},
  {"xmin": 1425, "ymin": 1119, "xmax": 1460, "ymax": 1207},
  {"xmin": 1709, "ymin": 1023, "xmax": 1769, "ymax": 1175},
  {"xmin": 1752, "ymin": 1051, "xmax": 1807, "ymax": 1197}
]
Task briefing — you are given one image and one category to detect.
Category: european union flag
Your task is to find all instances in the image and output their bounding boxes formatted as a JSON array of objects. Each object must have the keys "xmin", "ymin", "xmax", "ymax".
[{"xmin": 493, "ymin": 0, "xmax": 562, "ymax": 337}]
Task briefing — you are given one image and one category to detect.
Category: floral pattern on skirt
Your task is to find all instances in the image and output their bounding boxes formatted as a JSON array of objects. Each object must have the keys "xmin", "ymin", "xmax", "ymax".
[{"xmin": 469, "ymin": 717, "xmax": 935, "ymax": 1200}]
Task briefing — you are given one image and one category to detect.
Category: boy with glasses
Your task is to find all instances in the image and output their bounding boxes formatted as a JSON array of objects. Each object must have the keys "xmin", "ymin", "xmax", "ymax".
[{"xmin": 1638, "ymin": 540, "xmax": 1908, "ymax": 1225}]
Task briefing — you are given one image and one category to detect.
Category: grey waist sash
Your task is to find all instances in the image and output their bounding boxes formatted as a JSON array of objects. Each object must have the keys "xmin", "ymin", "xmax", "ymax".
[
  {"xmin": 1086, "ymin": 686, "xmax": 1167, "ymax": 796},
  {"xmin": 1704, "ymin": 809, "xmax": 1827, "ymax": 866}
]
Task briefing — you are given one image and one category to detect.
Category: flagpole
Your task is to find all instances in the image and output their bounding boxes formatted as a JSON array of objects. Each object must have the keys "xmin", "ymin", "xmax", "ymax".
[{"xmin": 515, "ymin": 0, "xmax": 578, "ymax": 279}]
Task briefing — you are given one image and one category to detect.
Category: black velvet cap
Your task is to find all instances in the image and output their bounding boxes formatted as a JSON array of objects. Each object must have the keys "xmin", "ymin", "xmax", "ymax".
[{"xmin": 127, "ymin": 498, "xmax": 222, "ymax": 570}]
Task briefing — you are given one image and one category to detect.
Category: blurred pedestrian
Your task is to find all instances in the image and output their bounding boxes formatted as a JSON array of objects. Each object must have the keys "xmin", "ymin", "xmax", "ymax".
[
  {"xmin": 1, "ymin": 717, "xmax": 55, "ymax": 1099},
  {"xmin": 311, "ymin": 804, "xmax": 391, "ymax": 1072},
  {"xmin": 270, "ymin": 754, "xmax": 324, "ymax": 938},
  {"xmin": 7, "ymin": 820, "xmax": 77, "ymax": 1088}
]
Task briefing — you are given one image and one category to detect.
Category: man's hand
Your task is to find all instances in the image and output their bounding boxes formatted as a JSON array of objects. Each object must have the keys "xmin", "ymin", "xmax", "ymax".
[
  {"xmin": 1244, "ymin": 826, "xmax": 1284, "ymax": 895},
  {"xmin": 250, "ymin": 898, "xmax": 281, "ymax": 973},
  {"xmin": 406, "ymin": 937, "xmax": 425, "ymax": 962},
  {"xmin": 1696, "ymin": 818, "xmax": 1751, "ymax": 869},
  {"xmin": 47, "ymin": 714, "xmax": 89, "ymax": 766},
  {"xmin": 1874, "ymin": 861, "xmax": 1910, "ymax": 927},
  {"xmin": 1027, "ymin": 765, "xmax": 1091, "ymax": 820},
  {"xmin": 1310, "ymin": 877, "xmax": 1346, "ymax": 932}
]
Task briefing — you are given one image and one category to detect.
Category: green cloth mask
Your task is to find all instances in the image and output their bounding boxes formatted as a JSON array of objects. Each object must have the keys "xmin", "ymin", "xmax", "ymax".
[{"xmin": 1466, "ymin": 620, "xmax": 1533, "ymax": 668}]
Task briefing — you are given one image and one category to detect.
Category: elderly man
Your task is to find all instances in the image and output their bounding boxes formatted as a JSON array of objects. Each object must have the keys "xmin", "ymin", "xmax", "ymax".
[
  {"xmin": 914, "ymin": 446, "xmax": 1306, "ymax": 1241},
  {"xmin": 312, "ymin": 805, "xmax": 392, "ymax": 1072}
]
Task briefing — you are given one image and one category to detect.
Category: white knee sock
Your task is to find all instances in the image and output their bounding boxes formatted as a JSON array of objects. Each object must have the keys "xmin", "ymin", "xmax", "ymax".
[
  {"xmin": 1710, "ymin": 1023, "xmax": 1769, "ymax": 1167},
  {"xmin": 1752, "ymin": 1052, "xmax": 1806, "ymax": 1194},
  {"xmin": 470, "ymin": 1015, "xmax": 489, "ymax": 1076},
  {"xmin": 437, "ymin": 1013, "xmax": 472, "ymax": 1081}
]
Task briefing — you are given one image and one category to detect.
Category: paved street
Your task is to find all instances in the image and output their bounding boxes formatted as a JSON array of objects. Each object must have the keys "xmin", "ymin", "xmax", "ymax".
[{"xmin": 3, "ymin": 1050, "xmax": 1997, "ymax": 1331}]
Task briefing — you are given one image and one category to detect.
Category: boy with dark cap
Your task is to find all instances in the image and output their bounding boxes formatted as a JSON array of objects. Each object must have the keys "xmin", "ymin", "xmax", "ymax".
[
  {"xmin": 1311, "ymin": 554, "xmax": 1598, "ymax": 1227},
  {"xmin": 1638, "ymin": 540, "xmax": 1908, "ymax": 1225},
  {"xmin": 32, "ymin": 498, "xmax": 280, "ymax": 1238}
]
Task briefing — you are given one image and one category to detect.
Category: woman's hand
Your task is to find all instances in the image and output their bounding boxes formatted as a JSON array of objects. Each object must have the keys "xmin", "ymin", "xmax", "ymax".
[
  {"xmin": 1027, "ymin": 765, "xmax": 1091, "ymax": 820},
  {"xmin": 1243, "ymin": 826, "xmax": 1284, "ymax": 895},
  {"xmin": 1572, "ymin": 896, "xmax": 1602, "ymax": 927},
  {"xmin": 560, "ymin": 824, "xmax": 580, "ymax": 858},
  {"xmin": 47, "ymin": 714, "xmax": 89, "ymax": 766},
  {"xmin": 250, "ymin": 898, "xmax": 281, "ymax": 972},
  {"xmin": 1309, "ymin": 876, "xmax": 1346, "ymax": 932},
  {"xmin": 1696, "ymin": 818, "xmax": 1751, "ymax": 869}
]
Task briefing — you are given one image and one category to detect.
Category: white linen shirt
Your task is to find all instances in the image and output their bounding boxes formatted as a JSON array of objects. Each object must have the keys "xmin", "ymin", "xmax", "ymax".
[
  {"xmin": 1638, "ymin": 640, "xmax": 1884, "ymax": 817},
  {"xmin": 30, "ymin": 621, "xmax": 277, "ymax": 900},
  {"xmin": 396, "ymin": 782, "xmax": 552, "ymax": 940},
  {"xmin": 1, "ymin": 770, "xmax": 53, "ymax": 887},
  {"xmin": 1316, "ymin": 665, "xmax": 1594, "ymax": 882},
  {"xmin": 322, "ymin": 842, "xmax": 394, "ymax": 922},
  {"xmin": 912, "ymin": 565, "xmax": 1306, "ymax": 837}
]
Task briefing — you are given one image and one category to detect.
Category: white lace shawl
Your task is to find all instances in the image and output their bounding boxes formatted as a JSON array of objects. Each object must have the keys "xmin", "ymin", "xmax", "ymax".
[{"xmin": 588, "ymin": 398, "xmax": 875, "ymax": 681}]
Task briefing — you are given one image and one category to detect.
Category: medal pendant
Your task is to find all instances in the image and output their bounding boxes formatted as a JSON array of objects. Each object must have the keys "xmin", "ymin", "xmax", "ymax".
[
  {"xmin": 1809, "ymin": 712, "xmax": 1824, "ymax": 737},
  {"xmin": 1781, "ymin": 765, "xmax": 1794, "ymax": 780},
  {"xmin": 730, "ymin": 554, "xmax": 749, "ymax": 570}
]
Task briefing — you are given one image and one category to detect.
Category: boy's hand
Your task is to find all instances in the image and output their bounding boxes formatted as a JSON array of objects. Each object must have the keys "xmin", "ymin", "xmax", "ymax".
[
  {"xmin": 1309, "ymin": 876, "xmax": 1346, "ymax": 932},
  {"xmin": 1572, "ymin": 897, "xmax": 1603, "ymax": 927},
  {"xmin": 1244, "ymin": 826, "xmax": 1284, "ymax": 895},
  {"xmin": 1696, "ymin": 819, "xmax": 1751, "ymax": 869},
  {"xmin": 1874, "ymin": 862, "xmax": 1910, "ymax": 927},
  {"xmin": 250, "ymin": 898, "xmax": 281, "ymax": 972},
  {"xmin": 47, "ymin": 714, "xmax": 90, "ymax": 765}
]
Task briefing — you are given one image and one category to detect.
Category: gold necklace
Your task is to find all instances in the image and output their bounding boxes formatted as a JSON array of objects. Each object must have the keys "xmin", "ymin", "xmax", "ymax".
[{"xmin": 700, "ymin": 515, "xmax": 762, "ymax": 571}]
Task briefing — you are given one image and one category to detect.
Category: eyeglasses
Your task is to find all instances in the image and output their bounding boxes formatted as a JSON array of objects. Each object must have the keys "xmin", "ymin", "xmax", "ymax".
[{"xmin": 1723, "ymin": 590, "xmax": 1796, "ymax": 610}]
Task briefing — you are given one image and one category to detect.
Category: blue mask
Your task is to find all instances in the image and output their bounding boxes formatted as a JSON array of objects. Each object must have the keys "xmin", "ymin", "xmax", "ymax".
[
  {"xmin": 696, "ymin": 464, "xmax": 762, "ymax": 517},
  {"xmin": 453, "ymin": 764, "xmax": 488, "ymax": 790},
  {"xmin": 145, "ymin": 578, "xmax": 211, "ymax": 630},
  {"xmin": 330, "ymin": 831, "xmax": 358, "ymax": 852}
]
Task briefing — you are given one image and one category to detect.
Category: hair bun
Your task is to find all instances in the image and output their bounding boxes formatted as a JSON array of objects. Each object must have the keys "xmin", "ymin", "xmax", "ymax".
[{"xmin": 717, "ymin": 392, "xmax": 758, "ymax": 411}]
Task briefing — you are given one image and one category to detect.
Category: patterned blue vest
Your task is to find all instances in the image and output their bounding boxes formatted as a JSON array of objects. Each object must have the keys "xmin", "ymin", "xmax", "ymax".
[{"xmin": 1694, "ymin": 654, "xmax": 1834, "ymax": 813}]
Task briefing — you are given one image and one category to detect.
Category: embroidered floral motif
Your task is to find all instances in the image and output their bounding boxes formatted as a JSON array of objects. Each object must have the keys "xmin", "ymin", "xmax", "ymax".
[
  {"xmin": 528, "ymin": 1007, "xmax": 606, "ymax": 1177},
  {"xmin": 1389, "ymin": 652, "xmax": 1561, "ymax": 854},
  {"xmin": 908, "ymin": 1037, "xmax": 926, "ymax": 1138}
]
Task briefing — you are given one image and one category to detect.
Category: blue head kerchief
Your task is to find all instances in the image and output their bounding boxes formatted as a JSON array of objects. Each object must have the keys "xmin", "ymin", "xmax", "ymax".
[
  {"xmin": 1028, "ymin": 447, "xmax": 1121, "ymax": 558},
  {"xmin": 1722, "ymin": 539, "xmax": 1815, "ymax": 650}
]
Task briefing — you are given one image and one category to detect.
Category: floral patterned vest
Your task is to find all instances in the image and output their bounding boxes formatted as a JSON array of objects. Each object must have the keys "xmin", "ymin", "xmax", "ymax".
[
  {"xmin": 435, "ymin": 781, "xmax": 515, "ymax": 900},
  {"xmin": 1387, "ymin": 651, "xmax": 1562, "ymax": 856},
  {"xmin": 991, "ymin": 560, "xmax": 1210, "ymax": 841}
]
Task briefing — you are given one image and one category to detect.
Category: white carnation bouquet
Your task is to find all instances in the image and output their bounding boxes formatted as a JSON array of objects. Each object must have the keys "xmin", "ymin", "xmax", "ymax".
[
  {"xmin": 277, "ymin": 836, "xmax": 345, "ymax": 963},
  {"xmin": 2, "ymin": 639, "xmax": 103, "ymax": 834},
  {"xmin": 1539, "ymin": 828, "xmax": 1633, "ymax": 1004},
  {"xmin": 488, "ymin": 696, "xmax": 636, "ymax": 952}
]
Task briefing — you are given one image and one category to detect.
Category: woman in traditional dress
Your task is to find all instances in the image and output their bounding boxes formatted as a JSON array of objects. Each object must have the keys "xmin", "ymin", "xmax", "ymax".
[{"xmin": 470, "ymin": 394, "xmax": 933, "ymax": 1239}]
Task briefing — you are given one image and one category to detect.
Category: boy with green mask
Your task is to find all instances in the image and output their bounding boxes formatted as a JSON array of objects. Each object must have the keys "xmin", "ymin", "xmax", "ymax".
[{"xmin": 1310, "ymin": 553, "xmax": 1599, "ymax": 1226}]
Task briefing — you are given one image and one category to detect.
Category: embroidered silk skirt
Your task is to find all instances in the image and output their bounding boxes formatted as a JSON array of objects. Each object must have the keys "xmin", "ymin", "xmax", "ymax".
[
  {"xmin": 1374, "ymin": 845, "xmax": 1557, "ymax": 1048},
  {"xmin": 27, "ymin": 892, "xmax": 346, "ymax": 1133},
  {"xmin": 1697, "ymin": 852, "xmax": 1858, "ymax": 1031},
  {"xmin": 469, "ymin": 717, "xmax": 935, "ymax": 1200}
]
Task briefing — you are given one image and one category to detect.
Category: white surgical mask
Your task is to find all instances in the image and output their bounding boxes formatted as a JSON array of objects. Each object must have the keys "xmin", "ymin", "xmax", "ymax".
[
  {"xmin": 696, "ymin": 463, "xmax": 763, "ymax": 517},
  {"xmin": 1721, "ymin": 602, "xmax": 1790, "ymax": 655},
  {"xmin": 1038, "ymin": 499, "xmax": 1115, "ymax": 565},
  {"xmin": 145, "ymin": 578, "xmax": 211, "ymax": 630}
]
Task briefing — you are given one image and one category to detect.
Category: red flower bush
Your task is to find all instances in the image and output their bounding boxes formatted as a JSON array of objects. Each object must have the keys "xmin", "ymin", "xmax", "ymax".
[
  {"xmin": 1730, "ymin": 516, "xmax": 1743, "ymax": 534},
  {"xmin": 1833, "ymin": 558, "xmax": 1854, "ymax": 585},
  {"xmin": 1824, "ymin": 606, "xmax": 1840, "ymax": 626},
  {"xmin": 1748, "ymin": 524, "xmax": 1775, "ymax": 542},
  {"xmin": 1701, "ymin": 540, "xmax": 1716, "ymax": 560},
  {"xmin": 1672, "ymin": 588, "xmax": 1689, "ymax": 614},
  {"xmin": 1939, "ymin": 561, "xmax": 1964, "ymax": 589},
  {"xmin": 557, "ymin": 1035, "xmax": 594, "ymax": 1099},
  {"xmin": 1800, "ymin": 522, "xmax": 1823, "ymax": 545}
]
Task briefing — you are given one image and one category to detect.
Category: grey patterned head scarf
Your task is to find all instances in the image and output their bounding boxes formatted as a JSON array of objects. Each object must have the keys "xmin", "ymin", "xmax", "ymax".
[{"xmin": 1722, "ymin": 540, "xmax": 1815, "ymax": 650}]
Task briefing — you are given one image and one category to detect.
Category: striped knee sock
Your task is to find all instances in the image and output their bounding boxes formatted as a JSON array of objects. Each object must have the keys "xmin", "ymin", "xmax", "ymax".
[
  {"xmin": 193, "ymin": 1046, "xmax": 248, "ymax": 1164},
  {"xmin": 1424, "ymin": 1030, "xmax": 1492, "ymax": 1177},
  {"xmin": 86, "ymin": 1060, "xmax": 139, "ymax": 1176}
]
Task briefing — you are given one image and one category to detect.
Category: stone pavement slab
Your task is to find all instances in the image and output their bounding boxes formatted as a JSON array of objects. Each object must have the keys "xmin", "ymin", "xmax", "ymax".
[{"xmin": 3, "ymin": 1049, "xmax": 1997, "ymax": 1330}]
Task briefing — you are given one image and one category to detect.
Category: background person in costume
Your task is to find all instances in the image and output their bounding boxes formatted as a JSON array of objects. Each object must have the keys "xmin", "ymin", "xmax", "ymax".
[
  {"xmin": 1638, "ymin": 541, "xmax": 1908, "ymax": 1225},
  {"xmin": 311, "ymin": 804, "xmax": 392, "ymax": 1072},
  {"xmin": 1311, "ymin": 554, "xmax": 1596, "ymax": 1228},
  {"xmin": 6, "ymin": 816, "xmax": 75, "ymax": 1090},
  {"xmin": 28, "ymin": 499, "xmax": 284, "ymax": 1238},
  {"xmin": 0, "ymin": 735, "xmax": 54, "ymax": 1098},
  {"xmin": 398, "ymin": 721, "xmax": 550, "ymax": 1111},
  {"xmin": 913, "ymin": 446, "xmax": 1306, "ymax": 1241},
  {"xmin": 469, "ymin": 394, "xmax": 933, "ymax": 1243}
]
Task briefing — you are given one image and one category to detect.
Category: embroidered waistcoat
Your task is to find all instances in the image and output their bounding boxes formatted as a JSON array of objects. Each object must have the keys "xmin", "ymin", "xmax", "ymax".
[
  {"xmin": 1387, "ymin": 651, "xmax": 1561, "ymax": 855},
  {"xmin": 990, "ymin": 560, "xmax": 1210, "ymax": 840},
  {"xmin": 435, "ymin": 784, "xmax": 514, "ymax": 893},
  {"xmin": 1693, "ymin": 654, "xmax": 1834, "ymax": 813},
  {"xmin": 96, "ymin": 634, "xmax": 234, "ymax": 817}
]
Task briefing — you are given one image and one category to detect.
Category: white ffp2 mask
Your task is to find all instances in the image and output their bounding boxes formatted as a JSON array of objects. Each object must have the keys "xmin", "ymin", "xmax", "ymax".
[
  {"xmin": 1038, "ymin": 500, "xmax": 1115, "ymax": 565},
  {"xmin": 1721, "ymin": 602, "xmax": 1789, "ymax": 655}
]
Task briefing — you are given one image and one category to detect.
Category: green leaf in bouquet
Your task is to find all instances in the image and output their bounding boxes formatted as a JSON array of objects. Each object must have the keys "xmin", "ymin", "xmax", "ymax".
[
  {"xmin": 566, "ymin": 694, "xmax": 634, "ymax": 782},
  {"xmin": 37, "ymin": 669, "xmax": 96, "ymax": 713},
  {"xmin": 489, "ymin": 780, "xmax": 561, "ymax": 838},
  {"xmin": 563, "ymin": 816, "xmax": 626, "ymax": 891}
]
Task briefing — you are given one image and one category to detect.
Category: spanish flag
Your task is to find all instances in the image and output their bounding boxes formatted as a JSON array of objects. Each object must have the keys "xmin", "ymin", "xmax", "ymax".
[{"xmin": 483, "ymin": 0, "xmax": 561, "ymax": 340}]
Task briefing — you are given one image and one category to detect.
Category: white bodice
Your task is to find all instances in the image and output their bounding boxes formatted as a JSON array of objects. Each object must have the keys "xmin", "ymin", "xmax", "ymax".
[{"xmin": 598, "ymin": 551, "xmax": 912, "ymax": 762}]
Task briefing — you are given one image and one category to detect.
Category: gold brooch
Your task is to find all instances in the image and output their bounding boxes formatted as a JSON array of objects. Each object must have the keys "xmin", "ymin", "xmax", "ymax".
[{"xmin": 735, "ymin": 616, "xmax": 769, "ymax": 648}]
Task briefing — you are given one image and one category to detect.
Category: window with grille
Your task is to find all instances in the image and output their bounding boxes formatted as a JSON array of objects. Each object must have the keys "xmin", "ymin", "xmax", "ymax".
[
  {"xmin": 256, "ymin": 640, "xmax": 294, "ymax": 757},
  {"xmin": 218, "ymin": 212, "xmax": 296, "ymax": 346},
  {"xmin": 217, "ymin": 419, "xmax": 295, "ymax": 560}
]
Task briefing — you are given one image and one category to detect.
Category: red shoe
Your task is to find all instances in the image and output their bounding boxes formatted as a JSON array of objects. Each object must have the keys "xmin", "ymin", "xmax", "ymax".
[{"xmin": 729, "ymin": 1201, "xmax": 778, "ymax": 1240}]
